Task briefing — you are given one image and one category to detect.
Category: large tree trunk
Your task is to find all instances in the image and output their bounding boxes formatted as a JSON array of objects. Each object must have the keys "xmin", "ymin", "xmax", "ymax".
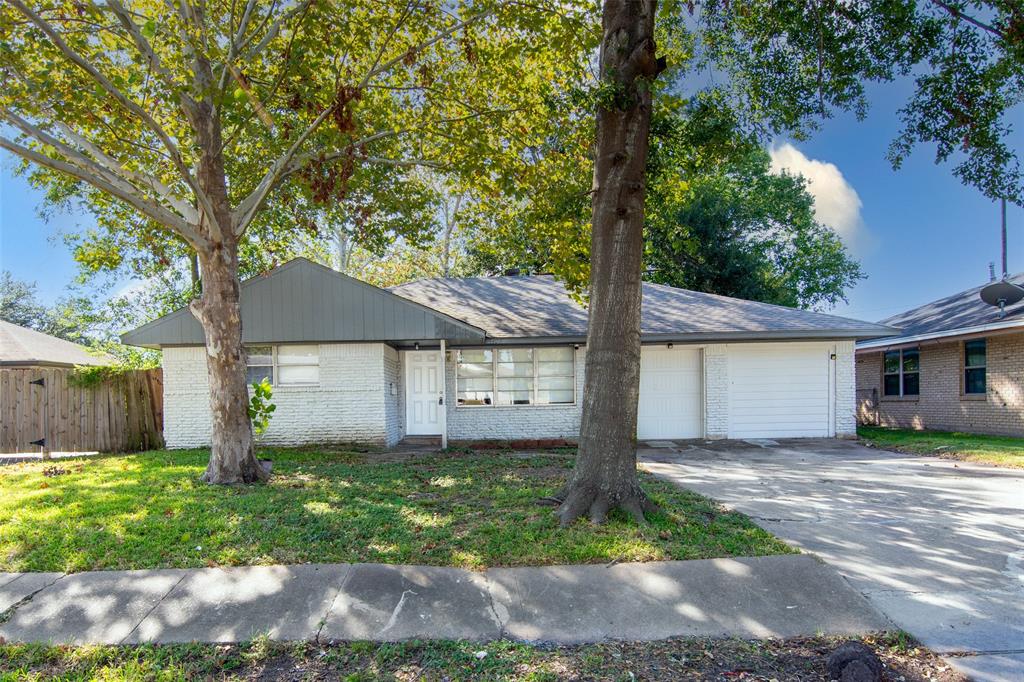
[
  {"xmin": 190, "ymin": 242, "xmax": 268, "ymax": 484},
  {"xmin": 188, "ymin": 96, "xmax": 269, "ymax": 485},
  {"xmin": 557, "ymin": 0, "xmax": 661, "ymax": 526}
]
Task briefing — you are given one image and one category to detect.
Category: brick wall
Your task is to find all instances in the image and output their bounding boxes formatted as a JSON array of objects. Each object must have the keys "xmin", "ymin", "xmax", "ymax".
[
  {"xmin": 835, "ymin": 340, "xmax": 857, "ymax": 437},
  {"xmin": 162, "ymin": 343, "xmax": 395, "ymax": 448},
  {"xmin": 382, "ymin": 346, "xmax": 403, "ymax": 446},
  {"xmin": 855, "ymin": 331, "xmax": 1024, "ymax": 436},
  {"xmin": 703, "ymin": 344, "xmax": 729, "ymax": 438}
]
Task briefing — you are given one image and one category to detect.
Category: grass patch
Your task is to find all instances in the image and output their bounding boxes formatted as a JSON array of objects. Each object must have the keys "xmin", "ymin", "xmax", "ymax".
[
  {"xmin": 0, "ymin": 634, "xmax": 963, "ymax": 681},
  {"xmin": 858, "ymin": 426, "xmax": 1024, "ymax": 468},
  {"xmin": 0, "ymin": 448, "xmax": 790, "ymax": 573}
]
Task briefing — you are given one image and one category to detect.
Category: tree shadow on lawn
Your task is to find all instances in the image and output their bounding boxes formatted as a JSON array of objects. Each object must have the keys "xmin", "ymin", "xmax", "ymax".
[{"xmin": 0, "ymin": 448, "xmax": 790, "ymax": 573}]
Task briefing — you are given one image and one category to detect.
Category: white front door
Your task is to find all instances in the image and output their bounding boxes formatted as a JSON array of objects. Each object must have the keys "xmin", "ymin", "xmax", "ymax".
[
  {"xmin": 637, "ymin": 347, "xmax": 703, "ymax": 440},
  {"xmin": 405, "ymin": 351, "xmax": 443, "ymax": 435}
]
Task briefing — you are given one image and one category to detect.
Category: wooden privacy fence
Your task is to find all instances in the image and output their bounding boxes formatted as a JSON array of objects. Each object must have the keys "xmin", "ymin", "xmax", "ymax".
[{"xmin": 0, "ymin": 368, "xmax": 163, "ymax": 454}]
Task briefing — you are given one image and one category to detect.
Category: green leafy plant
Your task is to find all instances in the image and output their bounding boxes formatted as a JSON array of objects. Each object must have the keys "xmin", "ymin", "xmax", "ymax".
[{"xmin": 248, "ymin": 379, "xmax": 276, "ymax": 440}]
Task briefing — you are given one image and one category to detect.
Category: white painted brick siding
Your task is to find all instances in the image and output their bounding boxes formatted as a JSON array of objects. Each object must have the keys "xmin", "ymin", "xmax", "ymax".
[
  {"xmin": 162, "ymin": 343, "xmax": 394, "ymax": 448},
  {"xmin": 383, "ymin": 346, "xmax": 403, "ymax": 446},
  {"xmin": 703, "ymin": 344, "xmax": 729, "ymax": 439},
  {"xmin": 835, "ymin": 340, "xmax": 856, "ymax": 437},
  {"xmin": 163, "ymin": 338, "xmax": 859, "ymax": 447},
  {"xmin": 444, "ymin": 346, "xmax": 586, "ymax": 441}
]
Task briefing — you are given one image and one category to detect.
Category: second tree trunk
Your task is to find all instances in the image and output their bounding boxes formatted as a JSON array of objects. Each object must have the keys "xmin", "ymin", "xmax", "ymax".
[{"xmin": 557, "ymin": 0, "xmax": 661, "ymax": 526}]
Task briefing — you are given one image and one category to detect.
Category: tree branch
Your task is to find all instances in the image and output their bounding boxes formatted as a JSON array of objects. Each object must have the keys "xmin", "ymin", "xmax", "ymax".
[
  {"xmin": 0, "ymin": 135, "xmax": 206, "ymax": 247},
  {"xmin": 232, "ymin": 5, "xmax": 498, "ymax": 236},
  {"xmin": 928, "ymin": 0, "xmax": 1006, "ymax": 38},
  {"xmin": 358, "ymin": 5, "xmax": 495, "ymax": 89},
  {"xmin": 103, "ymin": 0, "xmax": 191, "ymax": 107},
  {"xmin": 8, "ymin": 0, "xmax": 220, "ymax": 233},
  {"xmin": 51, "ymin": 121, "xmax": 198, "ymax": 221}
]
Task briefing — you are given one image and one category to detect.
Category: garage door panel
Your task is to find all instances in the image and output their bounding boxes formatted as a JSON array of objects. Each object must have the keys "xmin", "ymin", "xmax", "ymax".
[
  {"xmin": 637, "ymin": 347, "xmax": 702, "ymax": 440},
  {"xmin": 728, "ymin": 343, "xmax": 833, "ymax": 439}
]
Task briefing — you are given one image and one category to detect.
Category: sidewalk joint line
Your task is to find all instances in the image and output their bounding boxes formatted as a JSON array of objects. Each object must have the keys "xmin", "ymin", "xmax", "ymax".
[{"xmin": 119, "ymin": 572, "xmax": 187, "ymax": 644}]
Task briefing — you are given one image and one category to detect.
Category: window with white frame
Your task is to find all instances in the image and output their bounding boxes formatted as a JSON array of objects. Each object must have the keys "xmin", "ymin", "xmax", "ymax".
[
  {"xmin": 456, "ymin": 349, "xmax": 493, "ymax": 405},
  {"xmin": 883, "ymin": 348, "xmax": 919, "ymax": 397},
  {"xmin": 245, "ymin": 344, "xmax": 320, "ymax": 386},
  {"xmin": 456, "ymin": 347, "xmax": 574, "ymax": 406}
]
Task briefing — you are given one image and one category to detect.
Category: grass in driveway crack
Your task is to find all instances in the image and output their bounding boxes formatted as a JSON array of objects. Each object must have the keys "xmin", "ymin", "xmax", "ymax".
[{"xmin": 0, "ymin": 573, "xmax": 65, "ymax": 624}]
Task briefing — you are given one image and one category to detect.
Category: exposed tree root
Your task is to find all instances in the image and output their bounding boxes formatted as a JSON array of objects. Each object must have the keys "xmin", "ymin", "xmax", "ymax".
[
  {"xmin": 202, "ymin": 456, "xmax": 272, "ymax": 484},
  {"xmin": 553, "ymin": 480, "xmax": 660, "ymax": 527}
]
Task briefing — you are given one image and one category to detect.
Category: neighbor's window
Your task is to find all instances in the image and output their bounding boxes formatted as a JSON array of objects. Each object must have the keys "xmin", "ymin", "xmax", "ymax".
[
  {"xmin": 245, "ymin": 345, "xmax": 320, "ymax": 386},
  {"xmin": 456, "ymin": 347, "xmax": 575, "ymax": 406},
  {"xmin": 964, "ymin": 339, "xmax": 987, "ymax": 395},
  {"xmin": 883, "ymin": 348, "xmax": 919, "ymax": 397}
]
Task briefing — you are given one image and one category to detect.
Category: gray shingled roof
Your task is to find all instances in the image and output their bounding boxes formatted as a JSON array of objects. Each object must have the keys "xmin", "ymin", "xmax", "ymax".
[
  {"xmin": 0, "ymin": 320, "xmax": 112, "ymax": 367},
  {"xmin": 871, "ymin": 272, "xmax": 1024, "ymax": 342},
  {"xmin": 389, "ymin": 275, "xmax": 895, "ymax": 341}
]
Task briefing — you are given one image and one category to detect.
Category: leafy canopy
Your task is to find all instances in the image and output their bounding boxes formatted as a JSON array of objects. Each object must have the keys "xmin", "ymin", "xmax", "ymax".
[{"xmin": 0, "ymin": 0, "xmax": 598, "ymax": 266}]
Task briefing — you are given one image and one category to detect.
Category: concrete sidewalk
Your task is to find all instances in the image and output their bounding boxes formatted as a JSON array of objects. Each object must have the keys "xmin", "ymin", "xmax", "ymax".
[{"xmin": 0, "ymin": 555, "xmax": 889, "ymax": 645}]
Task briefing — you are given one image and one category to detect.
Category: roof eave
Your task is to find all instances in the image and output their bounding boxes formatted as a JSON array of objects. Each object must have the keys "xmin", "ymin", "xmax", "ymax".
[
  {"xmin": 465, "ymin": 328, "xmax": 898, "ymax": 345},
  {"xmin": 856, "ymin": 318, "xmax": 1024, "ymax": 351}
]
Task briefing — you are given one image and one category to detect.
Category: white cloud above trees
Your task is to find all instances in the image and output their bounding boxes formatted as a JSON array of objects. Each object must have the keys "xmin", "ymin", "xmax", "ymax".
[{"xmin": 769, "ymin": 142, "xmax": 868, "ymax": 249}]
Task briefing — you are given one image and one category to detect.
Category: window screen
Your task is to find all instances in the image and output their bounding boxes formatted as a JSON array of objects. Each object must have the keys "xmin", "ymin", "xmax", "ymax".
[
  {"xmin": 457, "ymin": 349, "xmax": 494, "ymax": 405},
  {"xmin": 246, "ymin": 346, "xmax": 274, "ymax": 385},
  {"xmin": 277, "ymin": 344, "xmax": 320, "ymax": 385},
  {"xmin": 537, "ymin": 347, "xmax": 574, "ymax": 404}
]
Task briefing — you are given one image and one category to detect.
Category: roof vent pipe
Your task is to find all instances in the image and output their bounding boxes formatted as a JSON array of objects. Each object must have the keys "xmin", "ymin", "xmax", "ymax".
[{"xmin": 989, "ymin": 262, "xmax": 997, "ymax": 283}]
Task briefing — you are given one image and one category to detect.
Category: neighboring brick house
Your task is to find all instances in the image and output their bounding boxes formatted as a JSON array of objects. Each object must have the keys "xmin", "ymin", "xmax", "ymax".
[
  {"xmin": 856, "ymin": 273, "xmax": 1024, "ymax": 436},
  {"xmin": 123, "ymin": 258, "xmax": 894, "ymax": 448}
]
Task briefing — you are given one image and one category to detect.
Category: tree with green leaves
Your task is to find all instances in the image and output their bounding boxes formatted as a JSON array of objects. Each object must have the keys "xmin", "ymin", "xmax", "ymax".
[
  {"xmin": 1, "ymin": 0, "xmax": 595, "ymax": 483},
  {"xmin": 555, "ymin": 0, "xmax": 1022, "ymax": 525},
  {"xmin": 0, "ymin": 271, "xmax": 48, "ymax": 328},
  {"xmin": 643, "ymin": 98, "xmax": 864, "ymax": 310},
  {"xmin": 463, "ymin": 97, "xmax": 865, "ymax": 310}
]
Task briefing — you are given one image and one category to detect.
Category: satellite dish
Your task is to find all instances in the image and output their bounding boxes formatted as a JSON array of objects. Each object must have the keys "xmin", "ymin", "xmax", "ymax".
[{"xmin": 980, "ymin": 280, "xmax": 1024, "ymax": 307}]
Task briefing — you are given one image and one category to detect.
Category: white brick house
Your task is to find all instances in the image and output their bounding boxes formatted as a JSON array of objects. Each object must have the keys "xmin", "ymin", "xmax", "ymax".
[{"xmin": 123, "ymin": 258, "xmax": 892, "ymax": 448}]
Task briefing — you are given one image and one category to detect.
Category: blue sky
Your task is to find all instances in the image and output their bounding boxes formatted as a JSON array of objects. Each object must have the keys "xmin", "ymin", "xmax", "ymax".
[{"xmin": 1, "ymin": 79, "xmax": 1021, "ymax": 324}]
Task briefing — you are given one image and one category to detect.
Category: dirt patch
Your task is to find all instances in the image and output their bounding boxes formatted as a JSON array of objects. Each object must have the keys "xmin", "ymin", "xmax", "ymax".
[{"xmin": 2, "ymin": 633, "xmax": 964, "ymax": 681}]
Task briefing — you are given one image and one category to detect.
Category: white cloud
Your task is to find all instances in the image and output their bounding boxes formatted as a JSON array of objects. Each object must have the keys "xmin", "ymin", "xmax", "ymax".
[{"xmin": 769, "ymin": 142, "xmax": 865, "ymax": 245}]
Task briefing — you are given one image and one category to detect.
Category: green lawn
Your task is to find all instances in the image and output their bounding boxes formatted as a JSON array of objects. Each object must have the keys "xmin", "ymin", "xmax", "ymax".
[
  {"xmin": 858, "ymin": 426, "xmax": 1024, "ymax": 468},
  {"xmin": 0, "ymin": 448, "xmax": 790, "ymax": 573},
  {"xmin": 0, "ymin": 633, "xmax": 958, "ymax": 681}
]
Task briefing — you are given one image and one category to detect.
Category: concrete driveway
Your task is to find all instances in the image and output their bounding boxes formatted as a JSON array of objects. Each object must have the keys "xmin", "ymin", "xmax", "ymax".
[{"xmin": 640, "ymin": 438, "xmax": 1024, "ymax": 681}]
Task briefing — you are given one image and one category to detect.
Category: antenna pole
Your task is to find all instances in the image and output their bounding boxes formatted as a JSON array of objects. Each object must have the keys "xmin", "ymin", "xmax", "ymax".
[{"xmin": 1001, "ymin": 198, "xmax": 1008, "ymax": 279}]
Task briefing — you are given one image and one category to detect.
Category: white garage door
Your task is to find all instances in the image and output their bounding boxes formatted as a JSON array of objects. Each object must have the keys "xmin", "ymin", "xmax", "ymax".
[
  {"xmin": 637, "ymin": 347, "xmax": 702, "ymax": 440},
  {"xmin": 728, "ymin": 343, "xmax": 834, "ymax": 438}
]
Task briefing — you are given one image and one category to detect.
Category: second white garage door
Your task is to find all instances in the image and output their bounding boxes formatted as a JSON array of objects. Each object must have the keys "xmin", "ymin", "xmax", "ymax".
[
  {"xmin": 637, "ymin": 347, "xmax": 702, "ymax": 440},
  {"xmin": 728, "ymin": 342, "xmax": 835, "ymax": 438}
]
